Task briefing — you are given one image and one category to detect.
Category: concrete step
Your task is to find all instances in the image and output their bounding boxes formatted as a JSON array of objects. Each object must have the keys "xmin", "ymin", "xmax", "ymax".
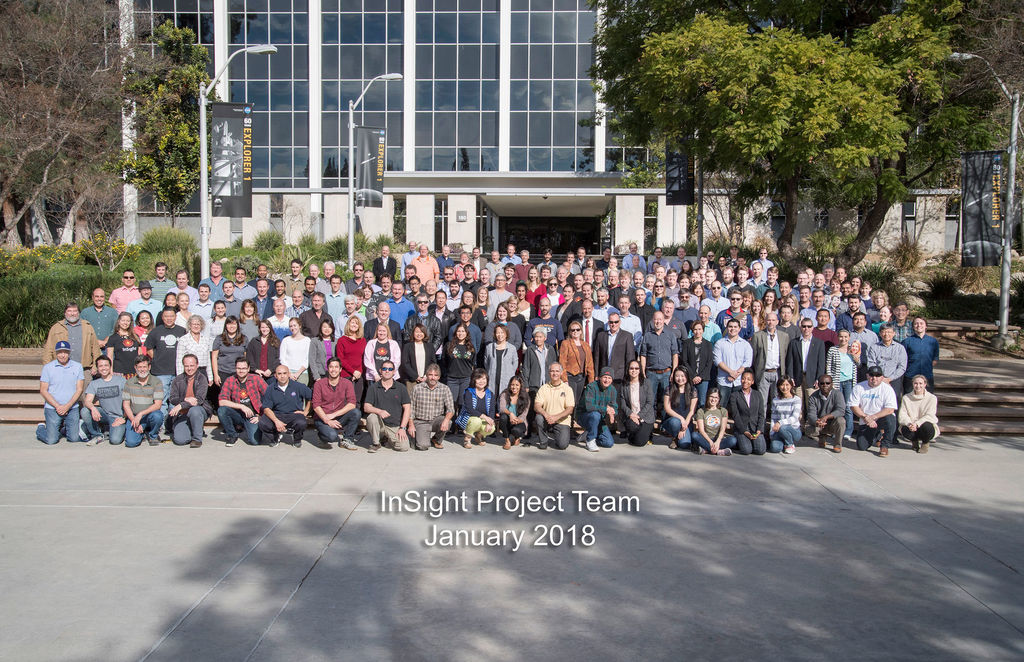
[
  {"xmin": 0, "ymin": 378, "xmax": 41, "ymax": 392},
  {"xmin": 937, "ymin": 392, "xmax": 1024, "ymax": 405},
  {"xmin": 0, "ymin": 365, "xmax": 41, "ymax": 378},
  {"xmin": 938, "ymin": 406, "xmax": 1024, "ymax": 419},
  {"xmin": 940, "ymin": 421, "xmax": 1024, "ymax": 435},
  {"xmin": 0, "ymin": 393, "xmax": 43, "ymax": 406}
]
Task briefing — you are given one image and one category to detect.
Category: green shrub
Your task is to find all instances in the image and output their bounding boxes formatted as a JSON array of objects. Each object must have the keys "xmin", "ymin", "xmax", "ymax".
[
  {"xmin": 298, "ymin": 232, "xmax": 320, "ymax": 252},
  {"xmin": 0, "ymin": 265, "xmax": 119, "ymax": 347},
  {"xmin": 140, "ymin": 226, "xmax": 198, "ymax": 254},
  {"xmin": 231, "ymin": 235, "xmax": 244, "ymax": 249},
  {"xmin": 798, "ymin": 230, "xmax": 854, "ymax": 271},
  {"xmin": 253, "ymin": 229, "xmax": 284, "ymax": 252},
  {"xmin": 927, "ymin": 272, "xmax": 959, "ymax": 300}
]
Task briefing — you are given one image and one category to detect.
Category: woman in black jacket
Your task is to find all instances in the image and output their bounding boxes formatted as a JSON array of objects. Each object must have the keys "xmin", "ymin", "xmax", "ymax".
[
  {"xmin": 680, "ymin": 319, "xmax": 714, "ymax": 407},
  {"xmin": 400, "ymin": 323, "xmax": 436, "ymax": 396},
  {"xmin": 245, "ymin": 319, "xmax": 281, "ymax": 382},
  {"xmin": 618, "ymin": 359, "xmax": 656, "ymax": 446}
]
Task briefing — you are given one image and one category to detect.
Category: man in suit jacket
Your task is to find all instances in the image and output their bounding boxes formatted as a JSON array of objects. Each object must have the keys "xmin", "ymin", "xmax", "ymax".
[
  {"xmin": 363, "ymin": 301, "xmax": 403, "ymax": 347},
  {"xmin": 787, "ymin": 317, "xmax": 827, "ymax": 420},
  {"xmin": 594, "ymin": 312, "xmax": 636, "ymax": 384},
  {"xmin": 372, "ymin": 245, "xmax": 396, "ymax": 281},
  {"xmin": 574, "ymin": 299, "xmax": 606, "ymax": 350},
  {"xmin": 750, "ymin": 310, "xmax": 790, "ymax": 418},
  {"xmin": 726, "ymin": 369, "xmax": 766, "ymax": 455}
]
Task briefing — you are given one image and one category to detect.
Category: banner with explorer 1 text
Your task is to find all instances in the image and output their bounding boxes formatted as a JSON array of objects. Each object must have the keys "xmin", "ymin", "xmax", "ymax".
[
  {"xmin": 355, "ymin": 126, "xmax": 386, "ymax": 210},
  {"xmin": 961, "ymin": 150, "xmax": 1003, "ymax": 267},
  {"xmin": 209, "ymin": 102, "xmax": 253, "ymax": 218}
]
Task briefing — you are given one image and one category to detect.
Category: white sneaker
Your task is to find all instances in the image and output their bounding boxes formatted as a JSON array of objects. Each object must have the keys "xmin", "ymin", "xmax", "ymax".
[
  {"xmin": 585, "ymin": 440, "xmax": 600, "ymax": 452},
  {"xmin": 784, "ymin": 445, "xmax": 796, "ymax": 454}
]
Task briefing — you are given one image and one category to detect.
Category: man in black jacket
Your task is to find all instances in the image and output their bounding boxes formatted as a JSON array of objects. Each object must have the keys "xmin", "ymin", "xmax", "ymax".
[
  {"xmin": 403, "ymin": 295, "xmax": 444, "ymax": 345},
  {"xmin": 725, "ymin": 369, "xmax": 766, "ymax": 455},
  {"xmin": 787, "ymin": 317, "xmax": 827, "ymax": 420},
  {"xmin": 372, "ymin": 246, "xmax": 396, "ymax": 281},
  {"xmin": 594, "ymin": 313, "xmax": 636, "ymax": 386},
  {"xmin": 167, "ymin": 354, "xmax": 213, "ymax": 448}
]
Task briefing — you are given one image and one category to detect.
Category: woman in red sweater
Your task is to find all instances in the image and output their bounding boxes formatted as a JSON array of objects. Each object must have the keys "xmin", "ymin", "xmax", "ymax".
[{"xmin": 336, "ymin": 316, "xmax": 368, "ymax": 403}]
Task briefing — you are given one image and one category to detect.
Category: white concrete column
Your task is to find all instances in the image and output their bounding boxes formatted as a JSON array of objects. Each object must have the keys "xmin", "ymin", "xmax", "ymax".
[
  {"xmin": 308, "ymin": 0, "xmax": 323, "ymax": 237},
  {"xmin": 592, "ymin": 6, "xmax": 605, "ymax": 173},
  {"xmin": 406, "ymin": 194, "xmax": 435, "ymax": 250},
  {"xmin": 323, "ymin": 193, "xmax": 349, "ymax": 240},
  {"xmin": 446, "ymin": 195, "xmax": 477, "ymax": 250},
  {"xmin": 656, "ymin": 195, "xmax": 686, "ymax": 247},
  {"xmin": 213, "ymin": 0, "xmax": 228, "ymax": 100},
  {"xmin": 119, "ymin": 0, "xmax": 138, "ymax": 243},
  {"xmin": 498, "ymin": 0, "xmax": 511, "ymax": 171},
  {"xmin": 403, "ymin": 0, "xmax": 416, "ymax": 171},
  {"xmin": 614, "ymin": 195, "xmax": 644, "ymax": 253},
  {"xmin": 244, "ymin": 195, "xmax": 272, "ymax": 245}
]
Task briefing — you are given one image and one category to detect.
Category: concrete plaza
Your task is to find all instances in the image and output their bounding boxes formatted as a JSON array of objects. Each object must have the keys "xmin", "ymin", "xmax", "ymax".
[{"xmin": 1, "ymin": 427, "xmax": 1022, "ymax": 661}]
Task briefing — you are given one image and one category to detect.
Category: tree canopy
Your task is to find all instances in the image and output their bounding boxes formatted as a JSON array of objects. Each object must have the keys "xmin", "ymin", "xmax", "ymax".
[
  {"xmin": 592, "ymin": 0, "xmax": 1004, "ymax": 267},
  {"xmin": 114, "ymin": 21, "xmax": 212, "ymax": 225}
]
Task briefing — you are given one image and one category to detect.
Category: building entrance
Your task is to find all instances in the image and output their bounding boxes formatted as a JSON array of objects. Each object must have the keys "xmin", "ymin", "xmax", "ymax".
[{"xmin": 500, "ymin": 217, "xmax": 602, "ymax": 254}]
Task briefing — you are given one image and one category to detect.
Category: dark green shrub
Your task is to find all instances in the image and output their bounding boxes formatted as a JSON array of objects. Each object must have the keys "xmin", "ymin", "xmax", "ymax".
[
  {"xmin": 253, "ymin": 229, "xmax": 284, "ymax": 252},
  {"xmin": 927, "ymin": 272, "xmax": 958, "ymax": 300},
  {"xmin": 140, "ymin": 227, "xmax": 197, "ymax": 254}
]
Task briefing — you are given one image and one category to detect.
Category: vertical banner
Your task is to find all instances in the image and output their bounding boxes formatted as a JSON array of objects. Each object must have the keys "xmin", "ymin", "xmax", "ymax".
[
  {"xmin": 210, "ymin": 103, "xmax": 253, "ymax": 217},
  {"xmin": 665, "ymin": 142, "xmax": 695, "ymax": 206},
  {"xmin": 355, "ymin": 126, "xmax": 386, "ymax": 209},
  {"xmin": 961, "ymin": 150, "xmax": 1003, "ymax": 267}
]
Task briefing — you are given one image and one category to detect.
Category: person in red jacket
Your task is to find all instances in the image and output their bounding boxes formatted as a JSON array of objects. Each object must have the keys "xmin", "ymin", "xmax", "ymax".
[{"xmin": 336, "ymin": 316, "xmax": 368, "ymax": 402}]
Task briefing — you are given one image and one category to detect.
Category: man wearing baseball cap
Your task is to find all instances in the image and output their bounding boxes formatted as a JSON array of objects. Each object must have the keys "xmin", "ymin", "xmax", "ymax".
[
  {"xmin": 848, "ymin": 365, "xmax": 898, "ymax": 457},
  {"xmin": 36, "ymin": 340, "xmax": 85, "ymax": 444},
  {"xmin": 580, "ymin": 367, "xmax": 618, "ymax": 452},
  {"xmin": 126, "ymin": 281, "xmax": 163, "ymax": 323}
]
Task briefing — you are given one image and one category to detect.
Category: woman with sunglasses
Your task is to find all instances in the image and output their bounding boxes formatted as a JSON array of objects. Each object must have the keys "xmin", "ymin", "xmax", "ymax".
[{"xmin": 559, "ymin": 319, "xmax": 594, "ymax": 421}]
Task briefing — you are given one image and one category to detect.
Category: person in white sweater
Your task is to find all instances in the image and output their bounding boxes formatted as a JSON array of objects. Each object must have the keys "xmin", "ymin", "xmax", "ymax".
[
  {"xmin": 279, "ymin": 318, "xmax": 311, "ymax": 383},
  {"xmin": 898, "ymin": 374, "xmax": 939, "ymax": 453}
]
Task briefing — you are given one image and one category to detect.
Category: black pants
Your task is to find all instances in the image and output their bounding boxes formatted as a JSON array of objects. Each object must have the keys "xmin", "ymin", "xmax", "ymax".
[
  {"xmin": 258, "ymin": 411, "xmax": 307, "ymax": 441},
  {"xmin": 498, "ymin": 413, "xmax": 527, "ymax": 440},
  {"xmin": 899, "ymin": 422, "xmax": 936, "ymax": 444},
  {"xmin": 622, "ymin": 417, "xmax": 654, "ymax": 447},
  {"xmin": 566, "ymin": 373, "xmax": 585, "ymax": 422},
  {"xmin": 735, "ymin": 431, "xmax": 767, "ymax": 455}
]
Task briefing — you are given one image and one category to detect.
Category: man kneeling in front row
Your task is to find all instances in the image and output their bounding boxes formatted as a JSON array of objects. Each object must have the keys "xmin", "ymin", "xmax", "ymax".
[
  {"xmin": 805, "ymin": 373, "xmax": 845, "ymax": 453},
  {"xmin": 217, "ymin": 357, "xmax": 266, "ymax": 446},
  {"xmin": 312, "ymin": 358, "xmax": 361, "ymax": 450},
  {"xmin": 849, "ymin": 366, "xmax": 898, "ymax": 457},
  {"xmin": 259, "ymin": 364, "xmax": 312, "ymax": 446},
  {"xmin": 167, "ymin": 353, "xmax": 213, "ymax": 448}
]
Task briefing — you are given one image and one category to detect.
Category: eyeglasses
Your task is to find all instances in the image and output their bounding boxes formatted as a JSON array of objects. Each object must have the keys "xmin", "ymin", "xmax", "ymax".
[
  {"xmin": 608, "ymin": 320, "xmax": 620, "ymax": 325},
  {"xmin": 380, "ymin": 367, "xmax": 394, "ymax": 372},
  {"xmin": 571, "ymin": 328, "xmax": 581, "ymax": 332},
  {"xmin": 654, "ymin": 285, "xmax": 664, "ymax": 290},
  {"xmin": 819, "ymin": 380, "xmax": 833, "ymax": 385},
  {"xmin": 123, "ymin": 276, "xmax": 135, "ymax": 280},
  {"xmin": 801, "ymin": 325, "xmax": 813, "ymax": 329},
  {"xmin": 729, "ymin": 297, "xmax": 742, "ymax": 302}
]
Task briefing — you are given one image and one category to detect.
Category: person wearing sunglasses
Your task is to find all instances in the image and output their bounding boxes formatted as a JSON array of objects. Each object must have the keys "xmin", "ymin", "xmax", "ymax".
[
  {"xmin": 715, "ymin": 291, "xmax": 754, "ymax": 341},
  {"xmin": 110, "ymin": 269, "xmax": 141, "ymax": 313},
  {"xmin": 363, "ymin": 360, "xmax": 411, "ymax": 453}
]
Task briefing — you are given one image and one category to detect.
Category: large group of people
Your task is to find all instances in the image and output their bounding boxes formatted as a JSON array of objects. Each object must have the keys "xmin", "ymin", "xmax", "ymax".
[{"xmin": 38, "ymin": 239, "xmax": 941, "ymax": 456}]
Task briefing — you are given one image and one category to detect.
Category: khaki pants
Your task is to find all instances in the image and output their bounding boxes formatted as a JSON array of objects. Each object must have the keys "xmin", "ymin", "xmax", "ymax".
[
  {"xmin": 805, "ymin": 417, "xmax": 843, "ymax": 448},
  {"xmin": 412, "ymin": 415, "xmax": 447, "ymax": 450},
  {"xmin": 366, "ymin": 412, "xmax": 409, "ymax": 451}
]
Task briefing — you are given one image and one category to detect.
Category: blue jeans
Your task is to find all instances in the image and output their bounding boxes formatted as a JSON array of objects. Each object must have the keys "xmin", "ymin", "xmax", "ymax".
[
  {"xmin": 646, "ymin": 370, "xmax": 670, "ymax": 416},
  {"xmin": 581, "ymin": 410, "xmax": 615, "ymax": 448},
  {"xmin": 839, "ymin": 379, "xmax": 854, "ymax": 437},
  {"xmin": 314, "ymin": 409, "xmax": 361, "ymax": 443},
  {"xmin": 217, "ymin": 406, "xmax": 262, "ymax": 445},
  {"xmin": 170, "ymin": 407, "xmax": 209, "ymax": 445},
  {"xmin": 80, "ymin": 407, "xmax": 127, "ymax": 445},
  {"xmin": 717, "ymin": 384, "xmax": 736, "ymax": 407},
  {"xmin": 856, "ymin": 414, "xmax": 897, "ymax": 451},
  {"xmin": 125, "ymin": 411, "xmax": 165, "ymax": 447},
  {"xmin": 694, "ymin": 380, "xmax": 710, "ymax": 408},
  {"xmin": 38, "ymin": 405, "xmax": 82, "ymax": 444},
  {"xmin": 712, "ymin": 434, "xmax": 740, "ymax": 453},
  {"xmin": 662, "ymin": 416, "xmax": 693, "ymax": 449},
  {"xmin": 770, "ymin": 425, "xmax": 801, "ymax": 452},
  {"xmin": 156, "ymin": 374, "xmax": 174, "ymax": 414}
]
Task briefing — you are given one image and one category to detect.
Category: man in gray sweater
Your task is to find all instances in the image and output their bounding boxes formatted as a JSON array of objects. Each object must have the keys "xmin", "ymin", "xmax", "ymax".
[
  {"xmin": 805, "ymin": 373, "xmax": 846, "ymax": 452},
  {"xmin": 865, "ymin": 324, "xmax": 908, "ymax": 405}
]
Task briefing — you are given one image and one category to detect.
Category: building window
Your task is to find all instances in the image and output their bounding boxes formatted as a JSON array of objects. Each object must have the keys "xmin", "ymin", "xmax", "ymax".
[
  {"xmin": 769, "ymin": 200, "xmax": 786, "ymax": 239},
  {"xmin": 902, "ymin": 199, "xmax": 917, "ymax": 239},
  {"xmin": 945, "ymin": 196, "xmax": 960, "ymax": 251},
  {"xmin": 434, "ymin": 197, "xmax": 447, "ymax": 249},
  {"xmin": 814, "ymin": 209, "xmax": 829, "ymax": 231}
]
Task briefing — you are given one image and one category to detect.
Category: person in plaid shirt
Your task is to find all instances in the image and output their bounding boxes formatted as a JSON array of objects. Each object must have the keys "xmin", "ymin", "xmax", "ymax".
[
  {"xmin": 217, "ymin": 357, "xmax": 267, "ymax": 446},
  {"xmin": 409, "ymin": 364, "xmax": 455, "ymax": 450}
]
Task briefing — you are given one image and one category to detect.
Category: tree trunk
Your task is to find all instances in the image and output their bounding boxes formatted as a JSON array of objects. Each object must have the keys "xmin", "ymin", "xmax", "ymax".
[
  {"xmin": 837, "ymin": 190, "xmax": 894, "ymax": 269},
  {"xmin": 2, "ymin": 198, "xmax": 23, "ymax": 247},
  {"xmin": 777, "ymin": 176, "xmax": 804, "ymax": 269},
  {"xmin": 33, "ymin": 198, "xmax": 54, "ymax": 246}
]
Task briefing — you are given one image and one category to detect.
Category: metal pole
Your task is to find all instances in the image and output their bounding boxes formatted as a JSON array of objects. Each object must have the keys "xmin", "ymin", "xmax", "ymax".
[
  {"xmin": 997, "ymin": 90, "xmax": 1019, "ymax": 343},
  {"xmin": 347, "ymin": 99, "xmax": 356, "ymax": 270},
  {"xmin": 199, "ymin": 90, "xmax": 210, "ymax": 280},
  {"xmin": 696, "ymin": 157, "xmax": 705, "ymax": 257}
]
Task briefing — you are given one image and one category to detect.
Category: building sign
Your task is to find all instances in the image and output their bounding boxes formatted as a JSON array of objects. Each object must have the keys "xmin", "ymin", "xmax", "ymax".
[
  {"xmin": 355, "ymin": 126, "xmax": 386, "ymax": 209},
  {"xmin": 665, "ymin": 144, "xmax": 694, "ymax": 206},
  {"xmin": 210, "ymin": 103, "xmax": 253, "ymax": 217},
  {"xmin": 961, "ymin": 150, "xmax": 1003, "ymax": 267}
]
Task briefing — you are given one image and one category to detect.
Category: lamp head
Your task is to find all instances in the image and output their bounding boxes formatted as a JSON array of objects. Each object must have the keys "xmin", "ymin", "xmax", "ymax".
[
  {"xmin": 379, "ymin": 73, "xmax": 403, "ymax": 81},
  {"xmin": 247, "ymin": 45, "xmax": 278, "ymax": 55}
]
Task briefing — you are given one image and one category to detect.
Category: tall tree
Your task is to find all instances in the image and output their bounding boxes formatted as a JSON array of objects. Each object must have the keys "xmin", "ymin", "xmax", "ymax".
[
  {"xmin": 593, "ymin": 0, "xmax": 1002, "ymax": 267},
  {"xmin": 114, "ymin": 21, "xmax": 211, "ymax": 226},
  {"xmin": 0, "ymin": 0, "xmax": 122, "ymax": 246}
]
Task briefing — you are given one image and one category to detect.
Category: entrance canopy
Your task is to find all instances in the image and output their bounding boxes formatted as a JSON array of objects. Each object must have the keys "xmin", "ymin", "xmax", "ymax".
[{"xmin": 480, "ymin": 193, "xmax": 612, "ymax": 218}]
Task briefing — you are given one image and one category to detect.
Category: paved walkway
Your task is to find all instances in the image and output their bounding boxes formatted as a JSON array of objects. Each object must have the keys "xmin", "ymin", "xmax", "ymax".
[{"xmin": 1, "ymin": 427, "xmax": 1023, "ymax": 661}]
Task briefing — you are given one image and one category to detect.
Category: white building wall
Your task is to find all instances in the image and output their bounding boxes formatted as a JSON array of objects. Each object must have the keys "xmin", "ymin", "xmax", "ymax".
[
  {"xmin": 406, "ymin": 194, "xmax": 435, "ymax": 249},
  {"xmin": 446, "ymin": 194, "xmax": 477, "ymax": 250},
  {"xmin": 656, "ymin": 195, "xmax": 687, "ymax": 247},
  {"xmin": 360, "ymin": 195, "xmax": 396, "ymax": 239},
  {"xmin": 614, "ymin": 195, "xmax": 644, "ymax": 252}
]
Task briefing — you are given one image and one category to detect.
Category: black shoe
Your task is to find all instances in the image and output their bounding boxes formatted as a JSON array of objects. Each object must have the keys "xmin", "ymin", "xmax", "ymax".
[
  {"xmin": 536, "ymin": 442, "xmax": 548, "ymax": 450},
  {"xmin": 147, "ymin": 438, "xmax": 160, "ymax": 446},
  {"xmin": 270, "ymin": 433, "xmax": 281, "ymax": 447},
  {"xmin": 315, "ymin": 439, "xmax": 333, "ymax": 450},
  {"xmin": 225, "ymin": 438, "xmax": 236, "ymax": 447}
]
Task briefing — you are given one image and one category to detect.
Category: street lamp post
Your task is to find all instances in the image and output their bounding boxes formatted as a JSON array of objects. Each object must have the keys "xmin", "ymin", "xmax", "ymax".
[
  {"xmin": 951, "ymin": 52, "xmax": 1020, "ymax": 346},
  {"xmin": 198, "ymin": 44, "xmax": 277, "ymax": 281},
  {"xmin": 347, "ymin": 73, "xmax": 403, "ymax": 270}
]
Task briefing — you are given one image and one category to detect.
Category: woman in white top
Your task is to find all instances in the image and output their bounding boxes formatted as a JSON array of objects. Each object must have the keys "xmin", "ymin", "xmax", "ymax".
[
  {"xmin": 174, "ymin": 293, "xmax": 192, "ymax": 328},
  {"xmin": 898, "ymin": 374, "xmax": 940, "ymax": 453},
  {"xmin": 279, "ymin": 317, "xmax": 311, "ymax": 383},
  {"xmin": 209, "ymin": 300, "xmax": 228, "ymax": 337},
  {"xmin": 362, "ymin": 322, "xmax": 401, "ymax": 383},
  {"xmin": 175, "ymin": 314, "xmax": 213, "ymax": 378}
]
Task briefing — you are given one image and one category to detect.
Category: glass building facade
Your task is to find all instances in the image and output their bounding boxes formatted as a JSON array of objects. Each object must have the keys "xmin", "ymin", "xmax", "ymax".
[{"xmin": 134, "ymin": 0, "xmax": 604, "ymax": 188}]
